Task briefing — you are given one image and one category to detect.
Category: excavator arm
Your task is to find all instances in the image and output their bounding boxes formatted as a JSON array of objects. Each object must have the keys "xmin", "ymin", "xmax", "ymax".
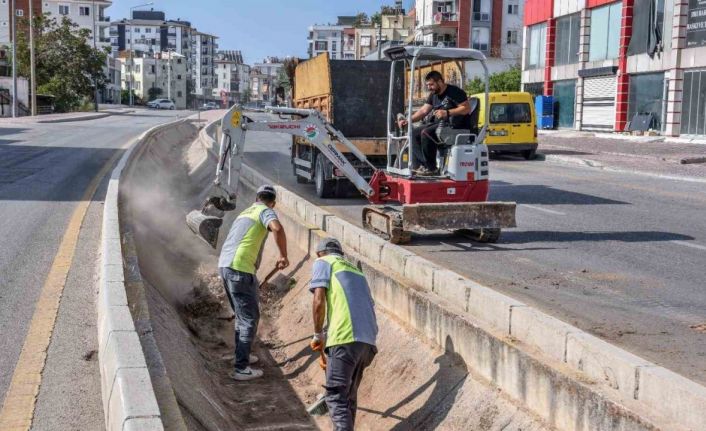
[{"xmin": 187, "ymin": 105, "xmax": 378, "ymax": 248}]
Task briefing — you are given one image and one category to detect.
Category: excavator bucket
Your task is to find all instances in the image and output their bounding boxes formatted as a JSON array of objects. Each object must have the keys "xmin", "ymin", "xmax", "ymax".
[{"xmin": 186, "ymin": 210, "xmax": 223, "ymax": 249}]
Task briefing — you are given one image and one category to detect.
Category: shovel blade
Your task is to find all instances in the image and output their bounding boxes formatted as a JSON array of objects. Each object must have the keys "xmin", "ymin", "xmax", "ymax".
[{"xmin": 186, "ymin": 210, "xmax": 223, "ymax": 249}]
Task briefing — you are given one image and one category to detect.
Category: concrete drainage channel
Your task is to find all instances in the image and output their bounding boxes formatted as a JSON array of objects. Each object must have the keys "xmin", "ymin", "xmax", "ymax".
[{"xmin": 100, "ymin": 116, "xmax": 706, "ymax": 430}]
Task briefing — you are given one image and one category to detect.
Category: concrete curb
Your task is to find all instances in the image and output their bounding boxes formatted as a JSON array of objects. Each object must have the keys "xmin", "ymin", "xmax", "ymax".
[
  {"xmin": 231, "ymin": 157, "xmax": 706, "ymax": 431},
  {"xmin": 97, "ymin": 120, "xmax": 188, "ymax": 431},
  {"xmin": 37, "ymin": 113, "xmax": 112, "ymax": 123},
  {"xmin": 543, "ymin": 153, "xmax": 706, "ymax": 184}
]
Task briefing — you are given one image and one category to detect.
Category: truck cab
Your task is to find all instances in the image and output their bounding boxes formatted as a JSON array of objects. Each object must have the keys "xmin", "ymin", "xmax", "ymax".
[{"xmin": 472, "ymin": 92, "xmax": 538, "ymax": 160}]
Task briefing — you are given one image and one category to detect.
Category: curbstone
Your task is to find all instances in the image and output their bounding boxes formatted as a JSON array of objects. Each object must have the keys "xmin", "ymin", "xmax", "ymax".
[
  {"xmin": 325, "ymin": 216, "xmax": 346, "ymax": 242},
  {"xmin": 123, "ymin": 417, "xmax": 164, "ymax": 431},
  {"xmin": 432, "ymin": 269, "xmax": 471, "ymax": 311},
  {"xmin": 304, "ymin": 203, "xmax": 330, "ymax": 230},
  {"xmin": 107, "ymin": 368, "xmax": 161, "ymax": 431},
  {"xmin": 100, "ymin": 281, "xmax": 129, "ymax": 308},
  {"xmin": 637, "ymin": 366, "xmax": 706, "ymax": 431},
  {"xmin": 98, "ymin": 305, "xmax": 136, "ymax": 354},
  {"xmin": 342, "ymin": 224, "xmax": 363, "ymax": 254},
  {"xmin": 380, "ymin": 244, "xmax": 414, "ymax": 278},
  {"xmin": 510, "ymin": 306, "xmax": 578, "ymax": 363},
  {"xmin": 566, "ymin": 332, "xmax": 651, "ymax": 397},
  {"xmin": 403, "ymin": 255, "xmax": 438, "ymax": 292},
  {"xmin": 356, "ymin": 232, "xmax": 386, "ymax": 265},
  {"xmin": 100, "ymin": 331, "xmax": 148, "ymax": 412},
  {"xmin": 467, "ymin": 284, "xmax": 525, "ymax": 334},
  {"xmin": 103, "ymin": 264, "xmax": 125, "ymax": 283}
]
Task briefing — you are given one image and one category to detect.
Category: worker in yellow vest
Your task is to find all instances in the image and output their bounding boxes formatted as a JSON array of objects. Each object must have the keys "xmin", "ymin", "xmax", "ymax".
[
  {"xmin": 219, "ymin": 185, "xmax": 288, "ymax": 381},
  {"xmin": 310, "ymin": 238, "xmax": 378, "ymax": 430}
]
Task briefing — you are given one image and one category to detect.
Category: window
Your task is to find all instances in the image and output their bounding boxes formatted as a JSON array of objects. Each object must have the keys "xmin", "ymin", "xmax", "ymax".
[
  {"xmin": 589, "ymin": 2, "xmax": 622, "ymax": 61},
  {"xmin": 314, "ymin": 41, "xmax": 328, "ymax": 51},
  {"xmin": 628, "ymin": 0, "xmax": 666, "ymax": 55},
  {"xmin": 16, "ymin": 8, "xmax": 23, "ymax": 16},
  {"xmin": 332, "ymin": 41, "xmax": 337, "ymax": 52},
  {"xmin": 526, "ymin": 22, "xmax": 547, "ymax": 69},
  {"xmin": 555, "ymin": 13, "xmax": 580, "ymax": 65},
  {"xmin": 331, "ymin": 52, "xmax": 337, "ymax": 59},
  {"xmin": 178, "ymin": 74, "xmax": 182, "ymax": 80},
  {"xmin": 489, "ymin": 103, "xmax": 532, "ymax": 123},
  {"xmin": 507, "ymin": 3, "xmax": 519, "ymax": 14},
  {"xmin": 150, "ymin": 65, "xmax": 155, "ymax": 73},
  {"xmin": 145, "ymin": 28, "xmax": 152, "ymax": 33},
  {"xmin": 79, "ymin": 6, "xmax": 89, "ymax": 16},
  {"xmin": 134, "ymin": 28, "xmax": 141, "ymax": 33},
  {"xmin": 629, "ymin": 73, "xmax": 666, "ymax": 131},
  {"xmin": 361, "ymin": 35, "xmax": 372, "ymax": 47},
  {"xmin": 553, "ymin": 80, "xmax": 576, "ymax": 128},
  {"xmin": 472, "ymin": 27, "xmax": 490, "ymax": 51},
  {"xmin": 178, "ymin": 91, "xmax": 183, "ymax": 97},
  {"xmin": 59, "ymin": 5, "xmax": 69, "ymax": 15},
  {"xmin": 472, "ymin": 0, "xmax": 490, "ymax": 21},
  {"xmin": 135, "ymin": 64, "xmax": 140, "ymax": 73},
  {"xmin": 506, "ymin": 30, "xmax": 518, "ymax": 45}
]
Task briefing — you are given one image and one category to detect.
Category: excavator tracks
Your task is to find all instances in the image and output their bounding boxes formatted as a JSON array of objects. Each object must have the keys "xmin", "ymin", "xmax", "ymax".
[{"xmin": 362, "ymin": 206, "xmax": 412, "ymax": 244}]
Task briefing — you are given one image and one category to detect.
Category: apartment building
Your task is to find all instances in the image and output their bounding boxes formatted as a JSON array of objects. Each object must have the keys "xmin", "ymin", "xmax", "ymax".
[
  {"xmin": 120, "ymin": 51, "xmax": 187, "ymax": 109},
  {"xmin": 250, "ymin": 58, "xmax": 283, "ymax": 102},
  {"xmin": 45, "ymin": 0, "xmax": 112, "ymax": 47},
  {"xmin": 413, "ymin": 0, "xmax": 523, "ymax": 72},
  {"xmin": 308, "ymin": 24, "xmax": 349, "ymax": 59},
  {"xmin": 355, "ymin": 13, "xmax": 416, "ymax": 60},
  {"xmin": 192, "ymin": 30, "xmax": 218, "ymax": 101},
  {"xmin": 215, "ymin": 50, "xmax": 249, "ymax": 106},
  {"xmin": 520, "ymin": 0, "xmax": 692, "ymax": 136}
]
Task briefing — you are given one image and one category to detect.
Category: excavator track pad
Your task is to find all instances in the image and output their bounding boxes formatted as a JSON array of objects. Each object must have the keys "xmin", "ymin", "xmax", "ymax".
[{"xmin": 363, "ymin": 202, "xmax": 516, "ymax": 244}]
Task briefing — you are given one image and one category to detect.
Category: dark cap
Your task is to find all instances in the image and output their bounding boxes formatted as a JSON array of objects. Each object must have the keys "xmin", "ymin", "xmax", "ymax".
[
  {"xmin": 256, "ymin": 184, "xmax": 277, "ymax": 199},
  {"xmin": 316, "ymin": 237, "xmax": 343, "ymax": 255}
]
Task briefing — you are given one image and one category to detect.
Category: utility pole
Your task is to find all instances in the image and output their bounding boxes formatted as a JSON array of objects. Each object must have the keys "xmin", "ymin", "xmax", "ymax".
[
  {"xmin": 11, "ymin": 0, "xmax": 17, "ymax": 117},
  {"xmin": 167, "ymin": 49, "xmax": 172, "ymax": 101},
  {"xmin": 29, "ymin": 0, "xmax": 37, "ymax": 115},
  {"xmin": 93, "ymin": 0, "xmax": 99, "ymax": 112}
]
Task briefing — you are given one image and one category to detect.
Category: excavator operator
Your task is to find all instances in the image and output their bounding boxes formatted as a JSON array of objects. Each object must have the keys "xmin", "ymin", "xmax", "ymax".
[{"xmin": 398, "ymin": 70, "xmax": 472, "ymax": 176}]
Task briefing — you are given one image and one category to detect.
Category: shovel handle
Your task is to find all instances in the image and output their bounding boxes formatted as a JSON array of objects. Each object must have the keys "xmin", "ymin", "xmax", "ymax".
[{"xmin": 258, "ymin": 267, "xmax": 279, "ymax": 289}]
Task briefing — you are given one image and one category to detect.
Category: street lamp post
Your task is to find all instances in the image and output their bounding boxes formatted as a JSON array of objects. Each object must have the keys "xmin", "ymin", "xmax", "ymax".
[
  {"xmin": 129, "ymin": 2, "xmax": 154, "ymax": 107},
  {"xmin": 11, "ymin": 0, "xmax": 17, "ymax": 118}
]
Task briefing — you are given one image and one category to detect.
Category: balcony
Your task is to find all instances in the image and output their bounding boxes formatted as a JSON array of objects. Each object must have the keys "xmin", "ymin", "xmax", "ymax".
[
  {"xmin": 98, "ymin": 16, "xmax": 110, "ymax": 23},
  {"xmin": 433, "ymin": 12, "xmax": 458, "ymax": 24}
]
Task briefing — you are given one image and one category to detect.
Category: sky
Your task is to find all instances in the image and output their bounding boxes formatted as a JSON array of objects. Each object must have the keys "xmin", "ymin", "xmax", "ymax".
[{"xmin": 109, "ymin": 0, "xmax": 416, "ymax": 64}]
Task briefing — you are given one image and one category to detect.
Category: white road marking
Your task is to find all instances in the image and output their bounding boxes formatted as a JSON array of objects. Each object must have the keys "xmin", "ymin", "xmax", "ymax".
[
  {"xmin": 671, "ymin": 240, "xmax": 706, "ymax": 251},
  {"xmin": 522, "ymin": 204, "xmax": 566, "ymax": 216}
]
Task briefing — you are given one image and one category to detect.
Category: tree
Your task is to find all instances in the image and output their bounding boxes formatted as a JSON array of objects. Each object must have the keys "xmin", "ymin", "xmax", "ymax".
[
  {"xmin": 465, "ymin": 66, "xmax": 521, "ymax": 95},
  {"xmin": 354, "ymin": 12, "xmax": 370, "ymax": 27},
  {"xmin": 15, "ymin": 15, "xmax": 108, "ymax": 112},
  {"xmin": 241, "ymin": 88, "xmax": 252, "ymax": 103},
  {"xmin": 148, "ymin": 87, "xmax": 163, "ymax": 101}
]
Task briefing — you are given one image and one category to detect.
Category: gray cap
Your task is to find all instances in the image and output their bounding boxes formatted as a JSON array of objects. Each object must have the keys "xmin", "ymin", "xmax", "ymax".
[
  {"xmin": 256, "ymin": 184, "xmax": 277, "ymax": 198},
  {"xmin": 316, "ymin": 237, "xmax": 343, "ymax": 255}
]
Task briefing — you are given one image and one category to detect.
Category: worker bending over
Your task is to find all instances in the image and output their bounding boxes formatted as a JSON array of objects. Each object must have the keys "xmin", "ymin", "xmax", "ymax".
[
  {"xmin": 310, "ymin": 238, "xmax": 378, "ymax": 430},
  {"xmin": 399, "ymin": 70, "xmax": 472, "ymax": 176},
  {"xmin": 219, "ymin": 185, "xmax": 289, "ymax": 381}
]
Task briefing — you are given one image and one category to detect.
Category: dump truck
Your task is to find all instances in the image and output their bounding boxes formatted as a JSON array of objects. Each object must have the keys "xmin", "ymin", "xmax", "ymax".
[{"xmin": 290, "ymin": 53, "xmax": 405, "ymax": 198}]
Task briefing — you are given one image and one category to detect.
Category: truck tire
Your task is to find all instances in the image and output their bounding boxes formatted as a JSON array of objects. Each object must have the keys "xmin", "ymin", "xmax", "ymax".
[
  {"xmin": 314, "ymin": 155, "xmax": 336, "ymax": 198},
  {"xmin": 522, "ymin": 149, "xmax": 537, "ymax": 160}
]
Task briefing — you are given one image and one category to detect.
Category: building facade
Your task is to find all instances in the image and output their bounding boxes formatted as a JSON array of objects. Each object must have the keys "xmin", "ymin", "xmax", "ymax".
[
  {"xmin": 215, "ymin": 50, "xmax": 248, "ymax": 106},
  {"xmin": 44, "ymin": 0, "xmax": 112, "ymax": 47},
  {"xmin": 308, "ymin": 24, "xmax": 348, "ymax": 59},
  {"xmin": 413, "ymin": 0, "xmax": 523, "ymax": 72},
  {"xmin": 191, "ymin": 31, "xmax": 218, "ymax": 101},
  {"xmin": 120, "ymin": 51, "xmax": 187, "ymax": 109},
  {"xmin": 249, "ymin": 58, "xmax": 283, "ymax": 102},
  {"xmin": 354, "ymin": 13, "xmax": 416, "ymax": 60},
  {"xmin": 520, "ymin": 0, "xmax": 697, "ymax": 135}
]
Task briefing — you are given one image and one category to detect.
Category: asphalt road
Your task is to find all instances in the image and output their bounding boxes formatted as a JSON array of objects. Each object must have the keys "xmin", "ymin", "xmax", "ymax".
[
  {"xmin": 240, "ymin": 121, "xmax": 706, "ymax": 385},
  {"xmin": 0, "ymin": 110, "xmax": 194, "ymax": 429}
]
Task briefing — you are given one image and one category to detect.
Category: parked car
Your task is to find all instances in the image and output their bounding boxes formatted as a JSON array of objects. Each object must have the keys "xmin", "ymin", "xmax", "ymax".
[
  {"xmin": 148, "ymin": 99, "xmax": 176, "ymax": 110},
  {"xmin": 202, "ymin": 102, "xmax": 218, "ymax": 110}
]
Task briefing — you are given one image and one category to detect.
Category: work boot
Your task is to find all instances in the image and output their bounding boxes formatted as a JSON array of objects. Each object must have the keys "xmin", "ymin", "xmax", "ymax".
[
  {"xmin": 418, "ymin": 167, "xmax": 439, "ymax": 177},
  {"xmin": 230, "ymin": 366, "xmax": 264, "ymax": 381}
]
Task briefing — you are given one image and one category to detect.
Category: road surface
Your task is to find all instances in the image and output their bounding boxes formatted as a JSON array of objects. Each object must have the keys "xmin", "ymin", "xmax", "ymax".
[
  {"xmin": 0, "ymin": 110, "xmax": 195, "ymax": 429},
  {"xmin": 240, "ymin": 119, "xmax": 706, "ymax": 385}
]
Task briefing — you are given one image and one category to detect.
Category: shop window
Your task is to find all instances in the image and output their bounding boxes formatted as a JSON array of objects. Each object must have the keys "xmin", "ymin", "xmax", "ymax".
[
  {"xmin": 526, "ymin": 23, "xmax": 547, "ymax": 69},
  {"xmin": 628, "ymin": 73, "xmax": 665, "ymax": 131},
  {"xmin": 589, "ymin": 2, "xmax": 622, "ymax": 61},
  {"xmin": 679, "ymin": 71, "xmax": 706, "ymax": 135},
  {"xmin": 523, "ymin": 82, "xmax": 544, "ymax": 97},
  {"xmin": 555, "ymin": 13, "xmax": 580, "ymax": 66},
  {"xmin": 628, "ymin": 0, "xmax": 664, "ymax": 57},
  {"xmin": 553, "ymin": 80, "xmax": 576, "ymax": 128}
]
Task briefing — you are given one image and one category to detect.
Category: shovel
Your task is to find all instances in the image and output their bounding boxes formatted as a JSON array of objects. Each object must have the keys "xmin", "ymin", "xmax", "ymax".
[{"xmin": 258, "ymin": 266, "xmax": 280, "ymax": 289}]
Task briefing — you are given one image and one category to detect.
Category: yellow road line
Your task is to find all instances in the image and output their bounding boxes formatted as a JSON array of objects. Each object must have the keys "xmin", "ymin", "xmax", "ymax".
[{"xmin": 0, "ymin": 150, "xmax": 124, "ymax": 431}]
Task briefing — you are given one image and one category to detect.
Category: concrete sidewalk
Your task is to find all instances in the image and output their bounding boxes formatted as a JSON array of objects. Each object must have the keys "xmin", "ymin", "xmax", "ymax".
[
  {"xmin": 537, "ymin": 130, "xmax": 706, "ymax": 181},
  {"xmin": 0, "ymin": 108, "xmax": 139, "ymax": 124}
]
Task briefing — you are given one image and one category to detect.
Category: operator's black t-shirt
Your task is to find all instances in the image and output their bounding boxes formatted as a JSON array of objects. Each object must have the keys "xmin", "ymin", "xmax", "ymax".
[{"xmin": 426, "ymin": 84, "xmax": 472, "ymax": 130}]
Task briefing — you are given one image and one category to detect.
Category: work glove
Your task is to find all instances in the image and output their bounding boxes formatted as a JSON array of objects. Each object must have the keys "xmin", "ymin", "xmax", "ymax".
[{"xmin": 310, "ymin": 333, "xmax": 325, "ymax": 352}]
